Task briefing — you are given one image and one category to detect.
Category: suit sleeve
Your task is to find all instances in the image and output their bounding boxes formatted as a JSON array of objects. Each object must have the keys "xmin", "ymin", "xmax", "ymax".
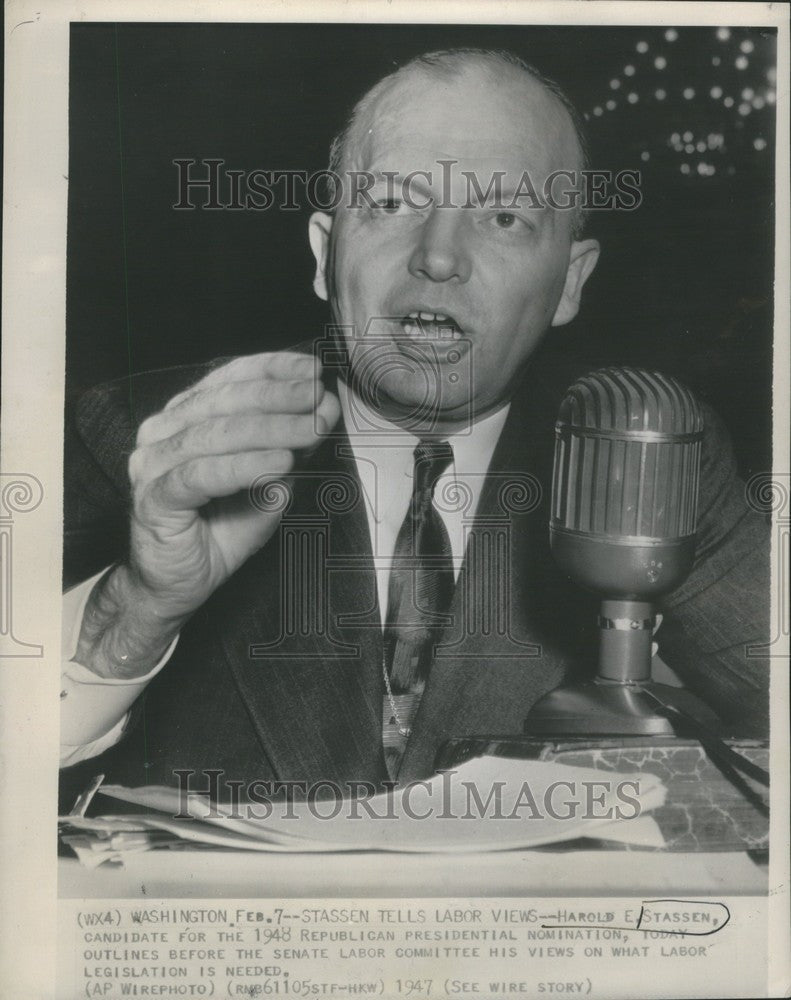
[
  {"xmin": 658, "ymin": 402, "xmax": 771, "ymax": 733},
  {"xmin": 62, "ymin": 359, "xmax": 229, "ymax": 586},
  {"xmin": 62, "ymin": 386, "xmax": 134, "ymax": 588},
  {"xmin": 59, "ymin": 363, "xmax": 218, "ymax": 810}
]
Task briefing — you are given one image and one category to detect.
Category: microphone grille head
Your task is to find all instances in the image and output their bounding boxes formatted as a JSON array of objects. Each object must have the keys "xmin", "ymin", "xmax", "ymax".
[
  {"xmin": 558, "ymin": 367, "xmax": 704, "ymax": 436},
  {"xmin": 552, "ymin": 367, "xmax": 704, "ymax": 540}
]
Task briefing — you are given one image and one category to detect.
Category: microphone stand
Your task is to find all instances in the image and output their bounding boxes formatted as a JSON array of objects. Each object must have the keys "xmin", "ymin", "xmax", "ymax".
[
  {"xmin": 525, "ymin": 595, "xmax": 722, "ymax": 736},
  {"xmin": 523, "ymin": 592, "xmax": 769, "ymax": 805}
]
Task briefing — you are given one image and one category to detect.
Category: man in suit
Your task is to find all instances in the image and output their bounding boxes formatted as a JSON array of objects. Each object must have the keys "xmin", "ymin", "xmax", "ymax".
[{"xmin": 60, "ymin": 49, "xmax": 769, "ymax": 806}]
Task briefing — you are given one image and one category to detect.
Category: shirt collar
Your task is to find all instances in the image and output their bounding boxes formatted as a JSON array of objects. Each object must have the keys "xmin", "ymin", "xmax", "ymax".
[{"xmin": 337, "ymin": 379, "xmax": 511, "ymax": 524}]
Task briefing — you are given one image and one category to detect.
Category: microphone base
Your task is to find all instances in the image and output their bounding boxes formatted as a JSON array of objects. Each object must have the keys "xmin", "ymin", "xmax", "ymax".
[{"xmin": 525, "ymin": 680, "xmax": 721, "ymax": 737}]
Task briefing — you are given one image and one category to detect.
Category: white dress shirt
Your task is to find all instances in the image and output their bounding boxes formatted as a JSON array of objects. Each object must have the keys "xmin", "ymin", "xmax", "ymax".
[{"xmin": 59, "ymin": 382, "xmax": 509, "ymax": 766}]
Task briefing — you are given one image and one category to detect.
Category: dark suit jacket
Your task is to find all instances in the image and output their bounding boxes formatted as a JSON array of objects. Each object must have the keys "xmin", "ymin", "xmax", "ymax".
[{"xmin": 60, "ymin": 345, "xmax": 770, "ymax": 808}]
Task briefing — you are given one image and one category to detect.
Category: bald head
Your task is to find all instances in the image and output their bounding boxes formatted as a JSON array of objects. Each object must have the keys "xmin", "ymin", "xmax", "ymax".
[
  {"xmin": 308, "ymin": 46, "xmax": 601, "ymax": 430},
  {"xmin": 329, "ymin": 48, "xmax": 588, "ymax": 237}
]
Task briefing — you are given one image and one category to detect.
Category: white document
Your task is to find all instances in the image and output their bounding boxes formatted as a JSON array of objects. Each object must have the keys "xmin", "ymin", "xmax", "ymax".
[{"xmin": 66, "ymin": 756, "xmax": 668, "ymax": 856}]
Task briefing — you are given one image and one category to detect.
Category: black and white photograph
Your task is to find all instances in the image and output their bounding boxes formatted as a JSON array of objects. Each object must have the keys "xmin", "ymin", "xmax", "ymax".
[{"xmin": 1, "ymin": 2, "xmax": 789, "ymax": 998}]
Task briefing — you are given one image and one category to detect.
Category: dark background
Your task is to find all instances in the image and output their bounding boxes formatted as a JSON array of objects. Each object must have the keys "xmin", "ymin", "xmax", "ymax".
[{"xmin": 67, "ymin": 22, "xmax": 777, "ymax": 476}]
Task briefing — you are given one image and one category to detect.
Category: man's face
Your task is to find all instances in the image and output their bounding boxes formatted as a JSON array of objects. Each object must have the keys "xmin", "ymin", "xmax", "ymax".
[{"xmin": 310, "ymin": 64, "xmax": 599, "ymax": 430}]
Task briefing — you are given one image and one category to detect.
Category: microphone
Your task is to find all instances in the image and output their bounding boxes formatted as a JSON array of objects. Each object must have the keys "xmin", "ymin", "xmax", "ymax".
[{"xmin": 525, "ymin": 367, "xmax": 722, "ymax": 736}]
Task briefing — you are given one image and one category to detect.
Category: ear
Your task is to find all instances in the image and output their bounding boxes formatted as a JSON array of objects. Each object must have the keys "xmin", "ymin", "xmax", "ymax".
[
  {"xmin": 551, "ymin": 238, "xmax": 600, "ymax": 327},
  {"xmin": 308, "ymin": 211, "xmax": 334, "ymax": 301}
]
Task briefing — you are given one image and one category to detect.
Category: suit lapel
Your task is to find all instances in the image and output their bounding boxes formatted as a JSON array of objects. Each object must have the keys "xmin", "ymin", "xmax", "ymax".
[
  {"xmin": 213, "ymin": 354, "xmax": 594, "ymax": 787},
  {"xmin": 217, "ymin": 427, "xmax": 388, "ymax": 786}
]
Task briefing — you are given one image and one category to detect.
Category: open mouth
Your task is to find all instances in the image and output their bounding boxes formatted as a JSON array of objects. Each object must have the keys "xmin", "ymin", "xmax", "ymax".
[{"xmin": 399, "ymin": 310, "xmax": 463, "ymax": 340}]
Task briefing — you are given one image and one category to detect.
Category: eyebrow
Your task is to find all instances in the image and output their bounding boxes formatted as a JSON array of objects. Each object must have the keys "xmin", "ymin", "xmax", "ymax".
[
  {"xmin": 360, "ymin": 168, "xmax": 552, "ymax": 217},
  {"xmin": 461, "ymin": 176, "xmax": 550, "ymax": 211},
  {"xmin": 366, "ymin": 170, "xmax": 431, "ymax": 190}
]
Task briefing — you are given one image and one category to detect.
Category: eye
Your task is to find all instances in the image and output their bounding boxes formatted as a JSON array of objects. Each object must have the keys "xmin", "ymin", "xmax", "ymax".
[
  {"xmin": 372, "ymin": 198, "xmax": 406, "ymax": 214},
  {"xmin": 486, "ymin": 210, "xmax": 534, "ymax": 236}
]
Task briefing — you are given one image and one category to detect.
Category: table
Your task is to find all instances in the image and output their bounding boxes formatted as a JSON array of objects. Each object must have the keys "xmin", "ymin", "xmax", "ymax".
[{"xmin": 59, "ymin": 848, "xmax": 767, "ymax": 899}]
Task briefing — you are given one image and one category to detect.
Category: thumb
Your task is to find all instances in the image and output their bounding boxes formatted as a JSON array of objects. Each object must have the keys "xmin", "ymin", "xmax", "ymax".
[{"xmin": 316, "ymin": 388, "xmax": 341, "ymax": 433}]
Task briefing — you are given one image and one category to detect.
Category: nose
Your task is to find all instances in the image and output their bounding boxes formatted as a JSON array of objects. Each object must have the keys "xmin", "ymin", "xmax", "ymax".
[{"xmin": 407, "ymin": 208, "xmax": 472, "ymax": 284}]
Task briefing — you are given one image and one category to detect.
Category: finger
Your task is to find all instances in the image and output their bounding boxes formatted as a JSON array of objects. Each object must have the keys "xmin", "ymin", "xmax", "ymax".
[
  {"xmin": 142, "ymin": 449, "xmax": 294, "ymax": 513},
  {"xmin": 651, "ymin": 641, "xmax": 659, "ymax": 658},
  {"xmin": 652, "ymin": 612, "xmax": 664, "ymax": 635},
  {"xmin": 316, "ymin": 389, "xmax": 342, "ymax": 433},
  {"xmin": 300, "ymin": 390, "xmax": 343, "ymax": 456},
  {"xmin": 164, "ymin": 352, "xmax": 319, "ymax": 411},
  {"xmin": 138, "ymin": 376, "xmax": 324, "ymax": 446},
  {"xmin": 133, "ymin": 412, "xmax": 326, "ymax": 482}
]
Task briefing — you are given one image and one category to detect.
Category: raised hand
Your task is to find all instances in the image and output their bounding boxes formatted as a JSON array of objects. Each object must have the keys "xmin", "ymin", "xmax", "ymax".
[{"xmin": 75, "ymin": 352, "xmax": 340, "ymax": 678}]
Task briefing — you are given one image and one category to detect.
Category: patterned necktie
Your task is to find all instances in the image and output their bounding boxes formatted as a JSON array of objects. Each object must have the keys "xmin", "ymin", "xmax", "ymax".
[{"xmin": 385, "ymin": 440, "xmax": 455, "ymax": 694}]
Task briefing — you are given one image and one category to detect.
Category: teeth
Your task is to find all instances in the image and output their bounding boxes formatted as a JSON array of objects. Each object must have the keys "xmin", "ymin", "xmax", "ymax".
[
  {"xmin": 402, "ymin": 311, "xmax": 461, "ymax": 338},
  {"xmin": 406, "ymin": 310, "xmax": 454, "ymax": 323}
]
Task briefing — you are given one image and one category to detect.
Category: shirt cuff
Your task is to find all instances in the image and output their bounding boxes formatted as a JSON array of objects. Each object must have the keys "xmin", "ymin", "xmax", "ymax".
[{"xmin": 60, "ymin": 567, "xmax": 178, "ymax": 761}]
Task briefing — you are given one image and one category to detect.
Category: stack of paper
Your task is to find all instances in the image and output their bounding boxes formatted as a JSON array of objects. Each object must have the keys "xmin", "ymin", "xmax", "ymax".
[{"xmin": 60, "ymin": 756, "xmax": 667, "ymax": 866}]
